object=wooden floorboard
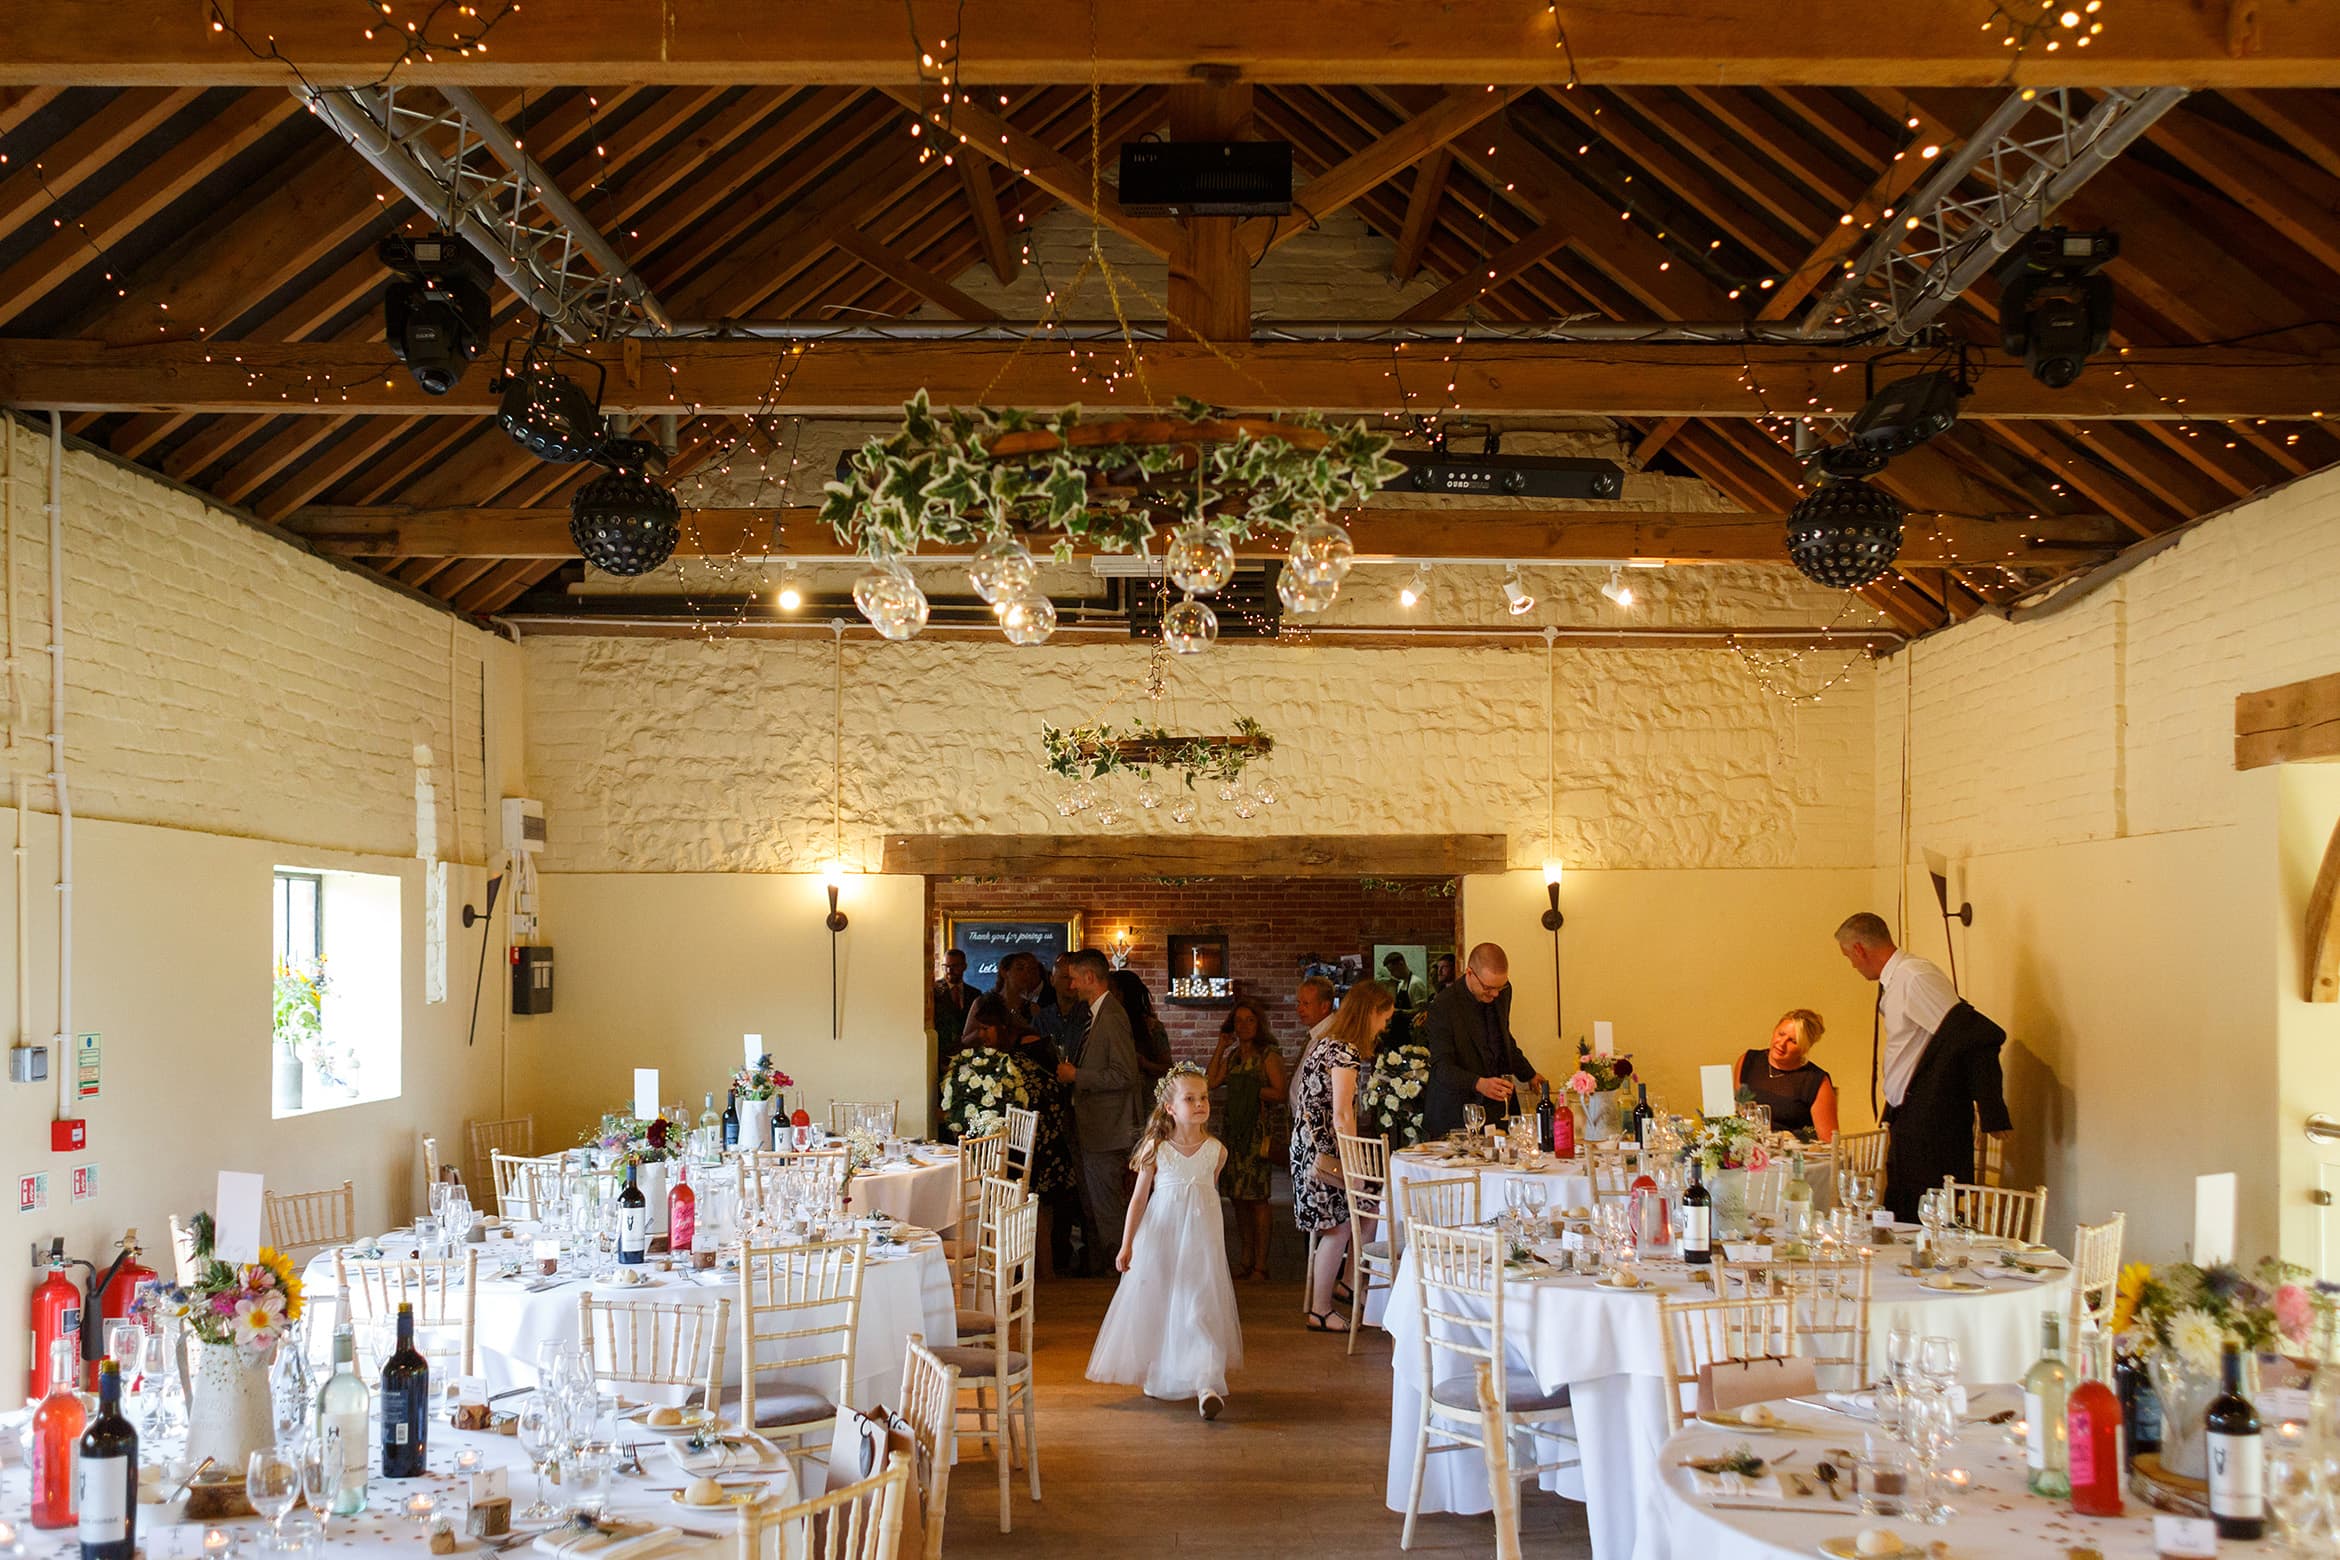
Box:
[937,1260,1594,1557]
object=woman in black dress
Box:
[1732,1008,1838,1140]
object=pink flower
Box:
[1746,1145,1770,1172]
[2275,1283,2314,1345]
[1567,1071,1598,1096]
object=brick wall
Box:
[930,874,1460,1064]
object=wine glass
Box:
[2268,1444,2323,1555]
[1920,1335,1960,1391]
[105,1321,144,1386]
[299,1425,349,1528]
[247,1446,303,1539]
[515,1394,562,1519]
[137,1326,183,1438]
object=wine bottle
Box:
[1631,1083,1652,1146]
[2115,1336,2161,1457]
[75,1359,134,1560]
[618,1161,650,1265]
[32,1337,85,1530]
[1535,1082,1557,1154]
[721,1089,739,1151]
[1680,1159,1712,1265]
[315,1320,371,1515]
[2066,1318,2124,1516]
[669,1163,697,1253]
[2207,1341,2265,1539]
[1782,1147,1815,1240]
[379,1302,430,1479]
[2023,1312,2071,1497]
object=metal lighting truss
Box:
[1801,84,2190,345]
[296,81,671,341]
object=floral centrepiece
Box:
[733,1054,795,1102]
[1689,1113,1771,1174]
[1363,1040,1432,1148]
[584,1111,675,1167]
[167,1211,303,1359]
[838,1128,885,1188]
[2116,1258,2313,1372]
[1565,1039,1634,1098]
[940,1047,1034,1141]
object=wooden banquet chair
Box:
[829,1101,899,1136]
[167,1214,200,1284]
[1784,1249,1873,1392]
[2069,1212,2126,1371]
[1943,1176,2047,1245]
[1474,1362,1527,1560]
[490,1150,555,1220]
[737,1146,850,1212]
[1584,1150,1636,1207]
[421,1135,453,1192]
[1402,1172,1480,1233]
[739,1450,910,1560]
[1335,1130,1395,1353]
[1399,1223,1577,1550]
[931,1194,1041,1533]
[955,1175,1025,1341]
[263,1179,355,1262]
[735,1234,869,1469]
[1654,1291,1798,1433]
[467,1114,535,1187]
[1833,1128,1888,1203]
[1001,1106,1038,1189]
[1974,1110,2006,1187]
[948,1128,1007,1285]
[898,1334,961,1560]
[334,1248,479,1376]
[578,1294,729,1416]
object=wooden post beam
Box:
[881,832,1510,877]
[1167,78,1255,342]
[2238,670,2340,771]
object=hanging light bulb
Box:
[1165,524,1236,595]
[853,561,930,641]
[1502,565,1537,616]
[1398,563,1431,608]
[774,566,803,612]
[967,534,1037,604]
[1600,565,1635,609]
[1161,594,1219,654]
[1286,515,1355,586]
[999,592,1058,645]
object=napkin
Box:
[668,1431,784,1477]
[1687,1469,1785,1501]
[533,1523,708,1560]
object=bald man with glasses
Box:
[1421,942,1547,1138]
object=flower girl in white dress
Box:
[1085,1063,1245,1419]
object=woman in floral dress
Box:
[1289,979,1393,1333]
[1206,997,1288,1280]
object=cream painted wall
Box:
[513,872,931,1139]
[2276,765,2340,1277]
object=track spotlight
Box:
[775,567,803,612]
[569,438,680,577]
[1998,227,2118,388]
[1787,477,1905,589]
[493,338,606,463]
[1398,563,1431,608]
[1600,565,1636,608]
[1847,368,1965,459]
[380,234,489,395]
[1502,565,1536,616]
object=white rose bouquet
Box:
[939,1046,1034,1142]
[1363,1040,1432,1147]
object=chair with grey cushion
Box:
[733,1235,868,1474]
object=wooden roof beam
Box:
[828,227,1003,321]
[0,86,200,249]
[1390,148,1450,285]
[2143,105,2340,278]
[1241,86,1511,257]
[1540,89,1802,272]
[957,157,1018,286]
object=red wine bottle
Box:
[2207,1342,2264,1540]
[1681,1160,1712,1265]
[379,1302,430,1479]
[76,1359,135,1560]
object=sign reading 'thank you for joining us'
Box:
[943,916,1083,989]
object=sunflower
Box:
[254,1246,304,1322]
[2111,1261,2151,1336]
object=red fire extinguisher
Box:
[97,1229,158,1327]
[27,1238,81,1403]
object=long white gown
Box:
[1085,1135,1245,1400]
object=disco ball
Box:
[967,534,1037,604]
[1165,524,1236,595]
[1787,478,1905,589]
[999,592,1057,646]
[1277,567,1338,615]
[852,562,931,641]
[1285,515,1355,586]
[569,443,680,577]
[1161,594,1219,655]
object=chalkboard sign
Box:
[943,915,1085,992]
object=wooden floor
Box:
[938,1271,1593,1558]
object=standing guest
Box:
[1058,949,1145,1269]
[1206,998,1289,1281]
[934,948,978,1061]
[1290,980,1393,1333]
[980,989,1079,1274]
[1037,953,1089,1056]
[1833,913,2011,1222]
[993,951,1046,1032]
[1292,975,1338,1075]
[1383,951,1429,1008]
[1111,968,1175,1085]
[1036,951,1092,1272]
[1420,943,1547,1138]
[1731,1009,1839,1141]
[1429,952,1458,995]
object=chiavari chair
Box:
[735,1235,868,1469]
[737,1451,909,1560]
[1335,1130,1394,1354]
[1653,1291,1798,1433]
[897,1334,960,1560]
[335,1248,478,1375]
[1943,1176,2047,1245]
[828,1101,899,1136]
[931,1195,1041,1532]
[577,1294,728,1415]
[263,1179,355,1262]
[467,1115,535,1188]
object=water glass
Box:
[1463,1104,1487,1133]
[246,1447,302,1533]
[515,1395,562,1519]
[2269,1444,2323,1554]
[567,1444,614,1521]
[1860,1431,1916,1517]
[137,1327,183,1437]
[1920,1335,1959,1390]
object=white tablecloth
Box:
[844,1154,960,1234]
[1639,1383,2171,1560]
[1381,1244,2071,1560]
[1386,1147,1598,1247]
[304,1232,956,1411]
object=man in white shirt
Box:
[1292,975,1337,1075]
[1835,912,2012,1221]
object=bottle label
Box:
[1682,1207,1710,1252]
[620,1206,650,1255]
[2025,1391,2049,1468]
[2068,1403,2097,1485]
[77,1455,128,1541]
[389,1418,411,1446]
[2209,1431,2264,1519]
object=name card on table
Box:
[1699,1064,1735,1118]
[633,1067,661,1123]
[2154,1516,2218,1558]
[469,1467,508,1503]
[214,1171,265,1263]
[454,1375,487,1407]
[1591,1021,1615,1057]
[1721,1242,1770,1263]
[2194,1172,2237,1266]
[743,1032,764,1068]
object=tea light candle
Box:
[2277,1419,2305,1443]
[454,1448,484,1473]
[1941,1467,1971,1490]
[202,1528,234,1557]
[404,1492,439,1521]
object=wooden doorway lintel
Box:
[882,833,1509,878]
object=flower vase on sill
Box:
[271,1045,303,1114]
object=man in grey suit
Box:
[1055,947,1144,1269]
[1421,942,1548,1138]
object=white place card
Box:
[1872,1209,1897,1231]
[743,1033,764,1068]
[2262,1386,2312,1425]
[633,1067,661,1123]
[1699,1064,1735,1118]
[1591,1021,1615,1057]
[455,1374,487,1407]
[214,1171,265,1263]
[469,1467,508,1503]
[2194,1172,2237,1266]
[532,1237,560,1263]
[2154,1515,2217,1558]
[1721,1241,1770,1263]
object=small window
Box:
[272,866,403,1119]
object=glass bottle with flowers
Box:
[1565,1040,1635,1142]
[585,1111,679,1239]
[731,1056,795,1153]
[163,1211,304,1470]
[2115,1257,2315,1480]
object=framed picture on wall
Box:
[943,914,1085,992]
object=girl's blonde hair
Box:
[1130,1061,1209,1170]
[1325,978,1395,1064]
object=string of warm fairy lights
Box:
[1982,0,2110,57]
[206,0,522,94]
[1725,595,1877,706]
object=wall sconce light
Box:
[1540,858,1565,1038]
[822,861,850,933]
[1110,927,1132,969]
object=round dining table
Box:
[1380,1241,2072,1560]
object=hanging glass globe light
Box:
[1136,781,1162,810]
[1277,568,1338,615]
[1217,781,1240,803]
[1252,778,1278,807]
[1233,799,1257,819]
[999,592,1058,646]
[967,534,1037,604]
[1165,524,1236,595]
[1161,594,1219,655]
[1055,793,1079,818]
[1068,779,1098,813]
[852,562,930,641]
[1170,800,1196,825]
[1095,802,1123,826]
[1285,515,1355,586]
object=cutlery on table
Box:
[1813,1460,1845,1502]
